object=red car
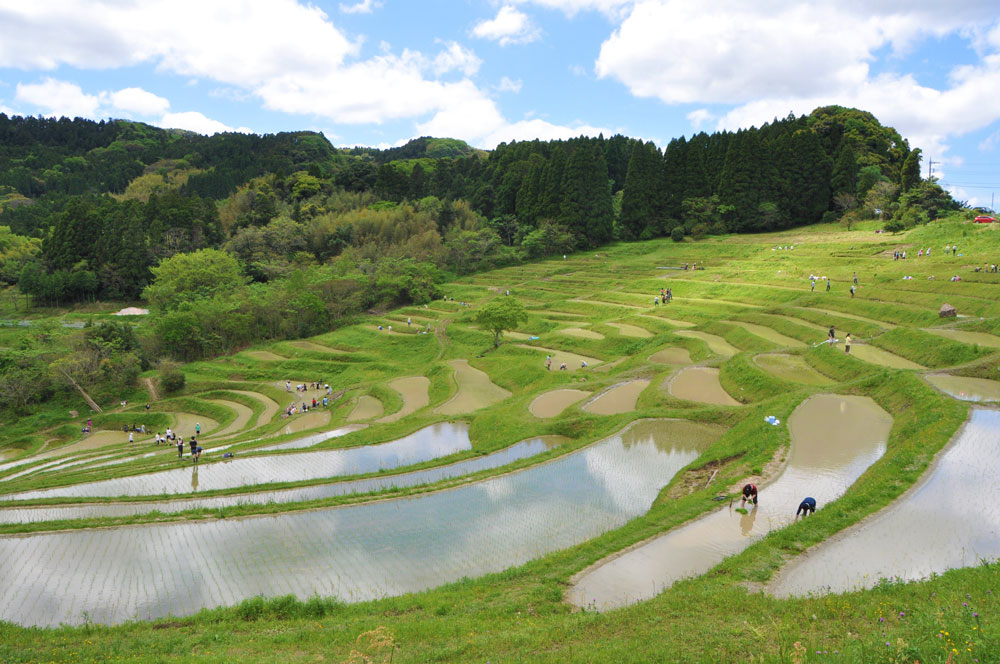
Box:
[975,215,996,223]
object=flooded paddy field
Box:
[771,408,1000,598]
[567,395,891,610]
[669,367,741,406]
[347,395,384,421]
[925,374,1000,402]
[0,422,475,500]
[726,321,805,347]
[529,389,590,418]
[673,330,739,357]
[0,435,569,525]
[606,322,653,338]
[648,348,693,365]
[754,354,834,385]
[0,419,724,626]
[435,359,511,415]
[582,380,650,415]
[377,376,430,423]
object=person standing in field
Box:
[828,326,836,344]
[853,272,858,285]
[850,284,856,298]
[177,437,184,458]
[545,355,552,370]
[811,278,816,292]
[845,333,852,354]
[826,278,831,292]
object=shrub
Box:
[158,360,186,394]
[670,226,685,242]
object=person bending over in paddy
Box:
[741,483,758,508]
[795,497,817,520]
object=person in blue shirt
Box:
[796,497,817,520]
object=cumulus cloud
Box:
[15,78,100,117]
[472,6,541,46]
[686,108,714,130]
[511,0,634,18]
[158,111,252,135]
[432,42,482,77]
[108,87,170,115]
[339,0,381,14]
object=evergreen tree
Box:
[900,148,921,192]
[559,143,613,246]
[717,130,762,232]
[830,143,859,196]
[620,141,662,239]
[44,197,101,271]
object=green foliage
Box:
[475,296,528,347]
[158,360,186,393]
[143,248,246,310]
[671,226,685,242]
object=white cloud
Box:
[481,118,611,148]
[339,0,381,14]
[686,108,713,130]
[472,6,541,46]
[108,87,169,116]
[158,111,252,135]
[432,42,482,77]
[497,76,523,93]
[15,78,100,117]
[512,0,634,19]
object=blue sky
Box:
[1,0,999,207]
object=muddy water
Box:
[771,408,1000,598]
[560,327,605,340]
[924,328,1000,349]
[0,422,474,500]
[848,343,924,370]
[727,322,805,348]
[347,395,384,421]
[669,367,741,406]
[435,359,511,415]
[673,330,739,357]
[204,400,253,439]
[231,390,279,428]
[515,345,603,371]
[256,424,366,451]
[567,395,891,610]
[607,322,653,338]
[649,348,693,366]
[278,409,330,435]
[530,389,590,418]
[583,380,651,415]
[0,419,724,626]
[0,436,571,525]
[377,376,430,423]
[925,375,1000,402]
[754,354,833,386]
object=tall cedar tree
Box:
[900,148,922,192]
[559,142,614,246]
[620,141,663,239]
[717,130,762,232]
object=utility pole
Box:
[927,157,933,180]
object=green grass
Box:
[4,216,1000,662]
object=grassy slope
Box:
[2,215,1000,663]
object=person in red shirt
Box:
[741,483,758,508]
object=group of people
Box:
[740,483,817,521]
[654,288,673,306]
[286,380,328,392]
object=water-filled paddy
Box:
[435,359,511,415]
[514,345,603,371]
[925,374,1000,402]
[377,376,430,423]
[669,367,741,406]
[204,400,253,439]
[347,395,384,421]
[0,435,569,525]
[277,409,330,435]
[923,328,1000,349]
[648,348,692,365]
[559,327,605,340]
[230,390,279,428]
[583,380,650,415]
[567,394,891,610]
[0,422,473,500]
[0,419,724,626]
[771,408,1000,598]
[754,354,833,385]
[529,389,590,418]
[848,343,924,369]
[607,322,653,338]
[673,330,738,357]
[727,321,805,347]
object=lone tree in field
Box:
[476,297,528,348]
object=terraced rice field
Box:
[4,218,1000,661]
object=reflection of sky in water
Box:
[0,423,472,500]
[568,395,891,610]
[774,408,1000,597]
[0,420,720,626]
[925,375,1000,403]
[0,437,562,524]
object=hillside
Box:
[1,218,999,662]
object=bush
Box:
[690,223,708,240]
[158,360,186,394]
[709,221,727,235]
[884,218,905,234]
[670,226,685,242]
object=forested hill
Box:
[0,106,955,307]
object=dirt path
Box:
[142,377,160,402]
[434,317,452,361]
